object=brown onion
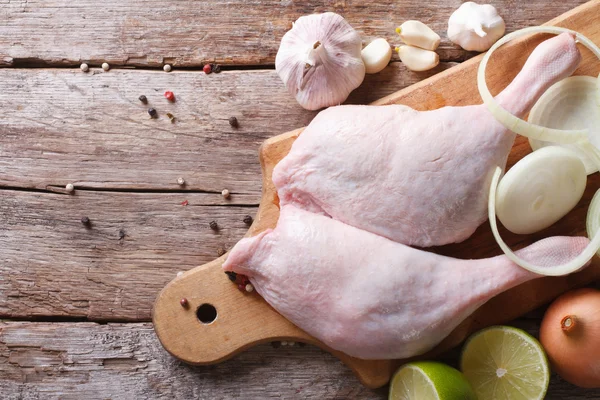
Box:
[539,288,600,388]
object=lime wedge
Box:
[389,361,476,400]
[460,326,550,400]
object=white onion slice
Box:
[586,189,600,256]
[477,26,600,146]
[529,76,600,174]
[496,146,587,234]
[482,26,600,276]
[489,166,600,276]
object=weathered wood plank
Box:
[0,0,588,67]
[0,189,256,321]
[1,320,599,399]
[0,64,453,193]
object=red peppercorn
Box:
[237,283,245,291]
[203,64,212,74]
[164,91,175,101]
[180,298,189,308]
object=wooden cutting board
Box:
[153,0,600,389]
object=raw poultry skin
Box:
[223,205,590,359]
[273,33,582,247]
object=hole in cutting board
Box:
[196,303,217,324]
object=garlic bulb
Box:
[275,12,365,110]
[447,2,506,52]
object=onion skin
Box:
[539,288,600,388]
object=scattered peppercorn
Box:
[148,108,158,118]
[177,177,185,186]
[221,189,230,199]
[65,183,75,193]
[163,64,172,73]
[81,216,91,227]
[271,341,282,348]
[80,63,89,72]
[209,220,218,230]
[166,112,175,123]
[217,247,226,257]
[181,200,189,206]
[102,62,110,71]
[228,116,239,128]
[212,64,221,73]
[243,215,253,225]
[237,283,245,291]
[245,283,254,293]
[119,229,126,240]
[203,64,212,74]
[225,271,237,282]
[164,91,175,102]
[139,95,148,104]
[180,298,189,308]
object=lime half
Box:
[389,361,476,400]
[460,326,550,400]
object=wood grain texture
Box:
[154,0,600,389]
[1,321,599,400]
[0,64,452,193]
[0,0,588,67]
[0,190,257,321]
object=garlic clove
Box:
[447,2,506,52]
[275,12,366,110]
[396,45,439,72]
[361,38,392,74]
[396,20,441,51]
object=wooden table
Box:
[1,1,599,398]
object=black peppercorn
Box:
[81,216,91,227]
[148,108,157,118]
[119,229,126,239]
[243,215,253,225]
[212,64,221,73]
[228,116,238,128]
[209,221,218,231]
[139,95,148,104]
[225,271,237,282]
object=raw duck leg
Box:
[223,205,589,360]
[273,33,582,247]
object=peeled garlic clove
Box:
[397,45,439,72]
[361,38,392,74]
[275,12,366,111]
[447,2,505,52]
[396,21,441,51]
